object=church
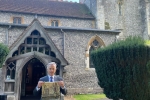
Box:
[0,0,149,100]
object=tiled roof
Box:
[0,0,94,19]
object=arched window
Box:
[86,35,105,69]
[118,2,122,15]
[6,61,16,80]
[12,30,55,57]
[89,40,101,68]
[118,0,123,15]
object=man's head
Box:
[47,62,57,76]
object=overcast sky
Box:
[67,0,79,3]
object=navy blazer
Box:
[33,75,67,97]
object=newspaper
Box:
[42,82,60,100]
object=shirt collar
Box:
[48,75,55,78]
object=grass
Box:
[73,94,106,100]
[145,40,150,46]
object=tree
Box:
[91,37,150,100]
[0,43,9,68]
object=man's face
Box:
[47,64,56,76]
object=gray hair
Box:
[47,62,57,69]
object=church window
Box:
[13,17,22,24]
[39,38,46,45]
[12,50,18,57]
[33,38,38,44]
[27,38,32,44]
[33,47,37,51]
[11,30,56,59]
[39,47,44,53]
[20,46,25,54]
[119,3,122,15]
[89,39,101,68]
[86,35,105,70]
[51,20,59,27]
[12,30,55,57]
[6,61,16,80]
[50,51,56,57]
[45,47,50,55]
[118,0,123,15]
[26,47,31,53]
[31,30,40,36]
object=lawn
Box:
[73,94,106,100]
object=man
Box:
[33,62,67,99]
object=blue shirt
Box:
[48,75,54,82]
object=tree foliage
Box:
[0,43,9,68]
[91,37,150,100]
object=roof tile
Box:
[0,0,94,19]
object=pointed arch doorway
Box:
[21,58,46,98]
[20,57,60,100]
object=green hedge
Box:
[0,43,9,68]
[91,37,150,100]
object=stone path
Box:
[64,95,75,100]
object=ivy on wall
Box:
[105,22,111,30]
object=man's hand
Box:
[37,81,44,88]
[58,81,65,88]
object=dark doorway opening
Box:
[21,58,46,100]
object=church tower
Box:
[81,0,150,40]
[81,0,105,30]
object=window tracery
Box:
[12,30,56,57]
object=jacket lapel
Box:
[54,76,57,82]
[46,75,49,82]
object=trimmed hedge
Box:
[0,43,9,68]
[91,37,150,100]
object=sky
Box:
[67,0,79,3]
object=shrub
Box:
[0,43,9,68]
[91,37,150,100]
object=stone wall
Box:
[103,0,120,30]
[84,0,105,29]
[0,67,6,95]
[103,0,149,39]
[0,26,7,44]
[62,31,116,94]
[46,29,64,54]
[0,12,95,29]
[8,27,26,46]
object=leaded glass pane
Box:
[6,62,16,80]
[50,51,56,57]
[11,70,15,79]
[45,47,50,55]
[7,70,10,76]
[39,38,46,45]
[13,18,17,24]
[92,40,100,47]
[39,47,44,53]
[33,38,38,44]
[51,21,55,27]
[27,38,32,44]
[31,30,40,36]
[26,47,31,53]
[33,47,37,51]
[89,46,95,68]
[12,50,18,57]
[55,21,58,27]
[20,46,25,54]
[13,17,21,24]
